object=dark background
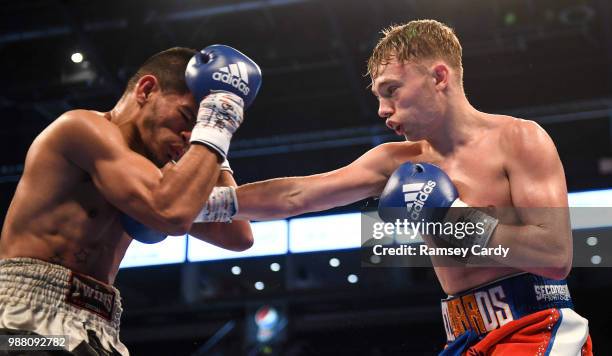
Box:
[0,0,611,355]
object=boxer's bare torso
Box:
[0,111,132,284]
[0,77,254,285]
[381,113,521,294]
[0,104,251,285]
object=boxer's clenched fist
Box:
[185,44,262,159]
[190,92,244,159]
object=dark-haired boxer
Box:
[0,45,261,355]
[202,20,592,355]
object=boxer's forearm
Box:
[148,145,221,232]
[189,220,254,251]
[234,177,312,220]
[487,222,572,279]
[234,170,381,220]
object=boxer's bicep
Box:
[505,121,569,231]
[90,153,162,212]
[296,144,393,211]
[56,111,162,212]
[506,121,568,208]
[498,121,572,275]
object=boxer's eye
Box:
[178,109,194,126]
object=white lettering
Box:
[373,245,382,255]
[475,291,498,332]
[72,278,114,313]
[408,181,436,220]
[441,302,455,341]
[212,72,250,95]
[372,245,416,256]
[489,286,513,326]
[470,245,509,258]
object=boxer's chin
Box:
[403,124,435,141]
[145,148,167,168]
[403,130,423,142]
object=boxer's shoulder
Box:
[363,141,423,176]
[495,116,553,154]
[23,110,131,178]
[41,110,127,159]
[376,141,424,158]
[52,110,121,139]
[490,116,560,177]
[34,110,119,147]
[485,114,542,137]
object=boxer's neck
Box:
[106,95,147,156]
[424,94,486,156]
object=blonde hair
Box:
[367,20,463,81]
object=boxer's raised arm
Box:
[489,120,572,279]
[55,110,220,235]
[234,143,402,220]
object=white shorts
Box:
[0,257,129,355]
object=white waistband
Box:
[0,257,128,355]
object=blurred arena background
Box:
[1,0,611,354]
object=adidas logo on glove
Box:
[212,62,251,96]
[403,180,436,220]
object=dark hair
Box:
[124,47,197,95]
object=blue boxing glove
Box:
[378,162,498,251]
[185,45,262,159]
[185,45,262,108]
[120,213,167,244]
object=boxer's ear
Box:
[135,75,159,105]
[432,63,449,90]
